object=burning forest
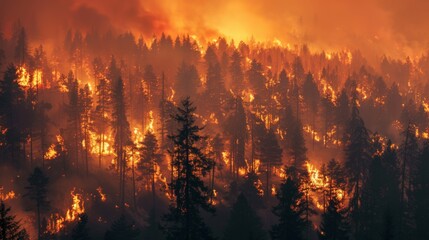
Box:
[1,0,429,239]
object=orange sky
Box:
[1,0,428,58]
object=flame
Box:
[305,161,325,188]
[222,151,229,166]
[17,66,30,87]
[33,69,43,87]
[88,131,114,156]
[44,144,58,160]
[16,66,43,88]
[146,110,155,133]
[422,100,429,113]
[209,113,219,125]
[56,135,66,152]
[0,187,16,201]
[415,127,429,139]
[271,184,277,196]
[241,89,255,103]
[305,161,345,210]
[303,125,321,142]
[356,86,368,100]
[168,87,175,102]
[46,188,85,234]
[320,78,337,103]
[97,187,107,202]
[238,167,246,176]
[325,52,333,60]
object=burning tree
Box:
[79,84,93,175]
[65,71,81,171]
[138,130,162,208]
[259,128,282,197]
[111,77,131,210]
[162,97,215,240]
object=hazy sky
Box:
[1,0,428,58]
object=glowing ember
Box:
[271,184,277,196]
[0,187,16,201]
[44,144,58,160]
[97,187,107,202]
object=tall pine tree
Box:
[162,97,215,240]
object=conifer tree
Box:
[14,27,29,66]
[79,84,93,175]
[175,63,199,99]
[105,215,140,240]
[302,72,320,148]
[413,141,429,240]
[289,117,308,174]
[259,129,282,197]
[65,71,80,170]
[271,176,308,240]
[343,89,371,238]
[139,130,162,208]
[0,65,27,167]
[223,193,267,240]
[94,78,111,169]
[229,50,244,93]
[162,97,215,240]
[239,171,265,209]
[247,59,266,94]
[111,77,131,210]
[224,97,246,177]
[25,167,49,240]
[0,201,29,240]
[319,197,348,240]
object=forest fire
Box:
[46,189,85,234]
[1,1,429,239]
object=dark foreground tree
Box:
[223,193,267,240]
[413,141,429,240]
[25,167,49,240]
[0,201,29,240]
[343,91,370,238]
[111,77,131,210]
[142,208,164,240]
[162,97,215,240]
[271,176,308,240]
[72,214,90,240]
[105,215,140,240]
[319,197,348,240]
[0,64,27,167]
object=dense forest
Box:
[1,14,429,240]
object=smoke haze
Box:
[1,0,429,58]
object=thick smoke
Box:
[1,0,428,58]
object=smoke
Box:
[1,0,428,58]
